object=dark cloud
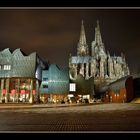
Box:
[0,9,140,73]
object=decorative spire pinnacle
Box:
[97,19,100,29]
[79,20,87,45]
[121,52,126,62]
[95,20,103,45]
[77,20,89,56]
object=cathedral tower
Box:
[91,20,106,59]
[69,20,130,83]
[77,20,89,56]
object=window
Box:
[0,65,1,70]
[43,85,48,88]
[4,65,11,70]
[43,78,48,81]
[69,83,76,92]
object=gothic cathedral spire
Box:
[95,20,103,45]
[92,20,106,58]
[77,20,89,56]
[79,20,87,45]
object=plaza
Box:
[0,103,140,132]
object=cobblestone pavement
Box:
[0,103,140,132]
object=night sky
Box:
[0,9,140,74]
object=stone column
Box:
[80,64,84,77]
[29,79,33,103]
[5,78,10,103]
[0,79,4,103]
[13,79,16,103]
[109,61,114,79]
[108,57,115,79]
[75,64,77,78]
[17,79,20,103]
[86,62,89,79]
[91,60,96,77]
[100,59,104,78]
[36,80,39,103]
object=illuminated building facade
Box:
[0,48,46,103]
[0,20,133,104]
[69,20,130,93]
[101,76,134,103]
[39,64,69,103]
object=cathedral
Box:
[69,20,130,89]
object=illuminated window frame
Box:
[69,83,76,92]
[4,65,11,70]
[43,78,48,81]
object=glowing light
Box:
[69,83,76,91]
[32,90,36,95]
[2,89,7,94]
[68,94,74,97]
[49,80,68,83]
[11,89,16,94]
[20,90,25,94]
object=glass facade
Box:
[0,48,46,103]
[0,48,46,79]
[40,64,69,94]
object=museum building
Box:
[39,64,69,103]
[0,48,46,103]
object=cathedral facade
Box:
[69,20,130,89]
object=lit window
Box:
[43,78,48,81]
[69,83,76,92]
[4,65,11,70]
